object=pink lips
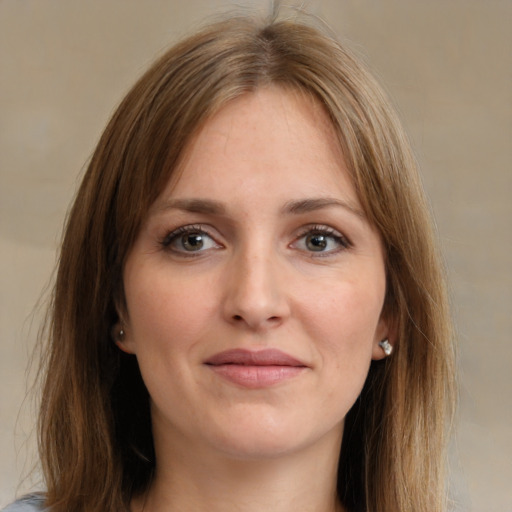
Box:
[204,349,308,388]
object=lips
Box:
[205,348,306,367]
[204,349,308,388]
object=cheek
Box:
[297,274,385,395]
[123,272,213,403]
[124,270,217,354]
[303,278,384,343]
[308,281,384,410]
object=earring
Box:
[379,339,393,356]
[112,325,125,342]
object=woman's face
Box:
[121,87,389,461]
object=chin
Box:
[204,410,343,461]
[214,435,309,461]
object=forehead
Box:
[154,86,358,210]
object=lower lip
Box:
[206,364,306,388]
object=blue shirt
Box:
[1,495,46,512]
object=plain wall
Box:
[1,1,511,510]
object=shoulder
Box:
[1,494,47,512]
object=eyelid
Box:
[158,222,350,257]
[160,224,204,245]
[159,224,223,254]
[291,224,352,253]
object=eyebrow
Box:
[154,198,226,215]
[281,198,365,218]
[154,196,365,218]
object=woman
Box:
[4,9,455,512]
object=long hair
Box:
[38,11,455,512]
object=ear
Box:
[111,322,137,355]
[112,291,137,354]
[371,312,397,360]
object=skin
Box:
[119,87,391,512]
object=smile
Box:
[204,349,308,389]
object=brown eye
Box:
[181,233,205,251]
[305,233,328,251]
[161,225,220,254]
[292,226,350,255]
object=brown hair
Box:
[38,11,455,512]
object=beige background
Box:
[1,1,511,510]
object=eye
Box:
[161,225,221,254]
[292,226,350,254]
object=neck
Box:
[134,426,345,512]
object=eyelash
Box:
[159,224,218,255]
[159,223,351,257]
[292,224,351,255]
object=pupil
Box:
[307,234,327,251]
[183,233,203,251]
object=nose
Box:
[222,247,290,331]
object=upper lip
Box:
[204,348,307,367]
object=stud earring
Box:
[112,325,125,342]
[379,339,393,356]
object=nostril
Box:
[232,314,281,324]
